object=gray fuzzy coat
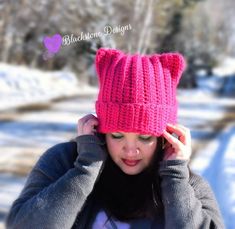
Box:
[6,135,225,229]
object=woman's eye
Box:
[111,134,123,139]
[139,136,152,141]
[110,133,152,141]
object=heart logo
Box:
[43,34,62,54]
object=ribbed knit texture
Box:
[95,48,186,136]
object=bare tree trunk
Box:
[129,0,154,54]
[1,2,12,62]
[138,0,154,54]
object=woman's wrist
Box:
[72,133,106,145]
[158,159,190,180]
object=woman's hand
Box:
[162,123,192,161]
[77,114,99,136]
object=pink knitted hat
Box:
[95,48,186,137]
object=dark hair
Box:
[93,135,165,222]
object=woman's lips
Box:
[122,159,141,167]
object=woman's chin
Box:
[119,164,144,175]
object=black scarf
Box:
[93,155,156,221]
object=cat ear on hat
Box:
[160,53,186,85]
[95,48,108,82]
[95,48,123,84]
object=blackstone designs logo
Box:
[42,24,132,60]
[63,24,132,46]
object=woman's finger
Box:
[83,118,99,132]
[162,124,192,161]
[162,141,171,150]
[162,130,184,149]
[166,124,190,145]
[174,124,191,146]
[80,114,97,124]
[77,114,99,135]
[166,124,185,137]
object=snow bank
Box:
[0,63,97,111]
[191,124,235,229]
[214,57,235,76]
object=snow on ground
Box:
[190,124,235,229]
[177,88,235,229]
[214,57,235,76]
[0,62,98,111]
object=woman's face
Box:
[105,132,158,175]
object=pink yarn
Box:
[95,48,186,137]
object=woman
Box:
[6,48,224,229]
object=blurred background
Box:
[0,0,235,228]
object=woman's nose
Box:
[124,145,140,157]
